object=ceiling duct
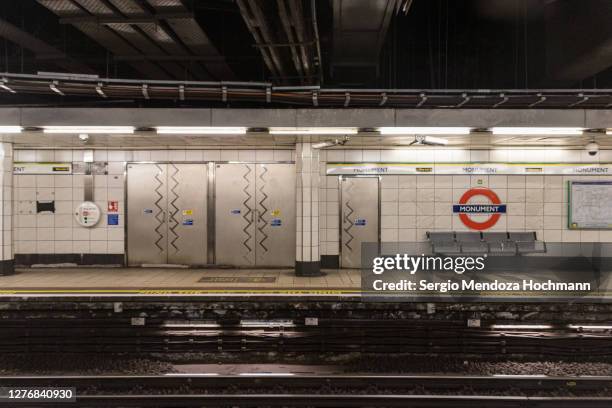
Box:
[144,0,236,80]
[38,0,235,80]
[331,0,404,85]
[237,0,319,85]
[0,17,94,74]
[105,0,212,80]
[37,0,171,79]
[1,72,610,109]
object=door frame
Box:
[124,160,294,267]
[338,175,382,268]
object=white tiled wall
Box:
[14,159,124,255]
[0,143,12,261]
[13,149,294,255]
[12,147,612,259]
[296,142,320,263]
[319,148,612,256]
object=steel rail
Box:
[2,373,612,389]
[1,375,612,407]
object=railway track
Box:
[2,320,612,356]
[1,374,611,407]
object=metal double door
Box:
[215,163,295,267]
[340,176,380,268]
[127,163,208,266]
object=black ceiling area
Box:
[0,0,611,107]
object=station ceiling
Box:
[0,1,611,108]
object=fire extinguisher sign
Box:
[108,201,119,212]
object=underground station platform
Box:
[0,267,361,297]
[5,1,612,404]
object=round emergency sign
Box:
[74,201,101,227]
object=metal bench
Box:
[426,231,546,256]
[427,231,460,254]
[509,231,546,254]
[483,232,516,255]
[455,231,488,254]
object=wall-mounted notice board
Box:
[569,181,612,229]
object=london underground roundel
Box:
[452,188,506,230]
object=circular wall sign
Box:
[456,188,504,230]
[74,201,101,228]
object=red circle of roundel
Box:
[458,188,502,231]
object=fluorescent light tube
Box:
[0,126,22,133]
[568,324,612,330]
[491,324,552,330]
[379,127,471,135]
[269,127,358,135]
[239,373,295,376]
[43,126,134,134]
[239,319,295,328]
[422,135,448,145]
[491,127,583,135]
[156,126,247,135]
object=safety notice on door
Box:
[108,201,119,212]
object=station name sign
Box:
[452,204,506,214]
[13,162,72,175]
[326,162,612,176]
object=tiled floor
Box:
[0,267,361,295]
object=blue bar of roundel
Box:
[453,204,506,213]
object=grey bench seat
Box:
[509,232,547,254]
[483,232,516,255]
[426,231,546,256]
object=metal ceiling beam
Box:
[0,17,95,74]
[73,0,190,80]
[58,12,194,24]
[277,0,304,80]
[37,0,172,79]
[113,54,226,62]
[236,0,287,82]
[276,0,314,84]
[331,0,402,83]
[106,0,212,80]
[144,0,237,80]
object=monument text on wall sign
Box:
[326,162,612,176]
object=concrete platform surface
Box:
[0,267,361,296]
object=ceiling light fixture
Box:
[568,324,612,330]
[43,126,134,134]
[378,127,471,135]
[410,135,448,146]
[0,126,22,133]
[156,126,247,135]
[312,136,351,149]
[491,127,583,135]
[491,324,552,330]
[269,127,358,135]
[0,82,15,94]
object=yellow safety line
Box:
[0,289,360,295]
[0,289,610,297]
